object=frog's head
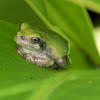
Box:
[14,22,46,51]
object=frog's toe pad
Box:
[17,49,23,56]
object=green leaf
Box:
[0,20,93,100]
[25,0,100,65]
[82,0,100,13]
[29,70,100,100]
[0,0,47,29]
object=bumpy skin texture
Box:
[16,44,64,69]
[15,23,70,69]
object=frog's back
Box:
[22,23,69,58]
[37,29,69,58]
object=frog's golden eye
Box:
[20,36,26,39]
[31,37,40,43]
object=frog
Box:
[14,22,70,69]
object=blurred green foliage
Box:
[0,0,47,29]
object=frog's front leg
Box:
[16,45,24,56]
[23,53,54,67]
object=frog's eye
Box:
[31,37,40,43]
[20,36,26,39]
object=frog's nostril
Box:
[21,36,26,39]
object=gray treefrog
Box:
[14,23,70,69]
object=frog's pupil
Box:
[34,38,37,41]
[31,37,40,43]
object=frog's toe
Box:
[17,49,24,56]
[49,63,59,70]
[23,53,34,63]
[25,56,32,62]
[16,45,24,56]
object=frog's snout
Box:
[14,35,17,42]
